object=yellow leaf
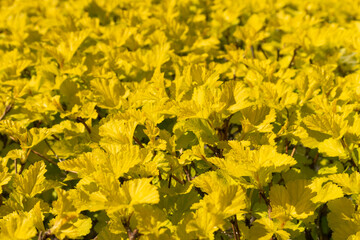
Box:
[191,170,237,194]
[121,178,159,206]
[0,211,37,240]
[50,215,92,240]
[249,217,290,240]
[186,208,223,240]
[14,161,47,198]
[0,166,11,194]
[270,179,316,221]
[104,144,142,178]
[99,118,138,145]
[307,178,343,203]
[317,138,348,159]
[328,197,360,240]
[91,77,128,109]
[212,141,296,189]
[329,172,360,195]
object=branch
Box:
[121,214,141,240]
[258,44,268,59]
[183,165,192,182]
[133,136,144,148]
[230,215,241,240]
[76,117,91,134]
[276,48,280,61]
[38,230,54,240]
[250,45,256,59]
[45,140,62,161]
[290,145,297,157]
[171,174,185,185]
[14,158,17,174]
[288,47,300,68]
[31,149,57,165]
[200,155,218,170]
[259,190,272,219]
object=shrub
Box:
[0,0,360,239]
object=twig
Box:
[51,134,60,141]
[341,138,360,172]
[14,158,17,174]
[285,139,289,154]
[38,230,53,240]
[76,117,91,134]
[133,136,144,148]
[158,170,162,180]
[171,174,185,185]
[288,47,300,68]
[207,144,222,158]
[231,221,238,240]
[45,140,61,161]
[183,165,192,182]
[258,45,268,59]
[291,145,297,157]
[316,204,327,240]
[250,45,256,59]
[259,190,272,219]
[31,149,57,165]
[230,215,241,240]
[200,155,218,170]
[19,163,26,174]
[0,103,13,120]
[121,214,141,240]
[168,174,172,188]
[276,48,280,61]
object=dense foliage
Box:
[1,0,360,239]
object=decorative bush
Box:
[1,0,360,239]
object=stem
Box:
[234,215,241,239]
[258,44,268,59]
[168,174,172,188]
[0,103,13,120]
[19,163,25,174]
[276,48,280,61]
[183,165,192,182]
[31,149,57,165]
[133,136,144,148]
[14,158,17,174]
[45,140,61,161]
[259,190,272,219]
[38,230,54,240]
[231,220,240,240]
[316,204,327,240]
[250,45,256,59]
[207,144,222,158]
[200,155,218,170]
[291,145,297,157]
[171,174,185,185]
[51,134,60,141]
[76,117,91,134]
[341,138,360,171]
[288,47,300,68]
[285,139,289,154]
[121,214,141,240]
